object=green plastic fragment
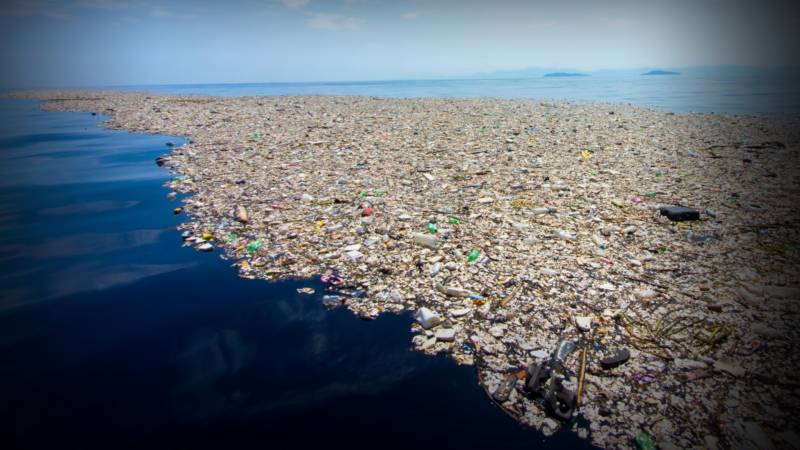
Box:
[645,192,657,198]
[374,187,389,196]
[448,217,459,225]
[467,249,479,262]
[655,170,663,177]
[427,223,438,234]
[227,233,238,242]
[246,240,262,254]
[358,191,367,198]
[635,432,656,450]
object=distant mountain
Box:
[465,67,573,79]
[544,72,588,77]
[642,70,680,75]
[459,65,797,81]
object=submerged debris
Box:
[15,90,800,450]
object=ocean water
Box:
[113,73,800,114]
[0,99,594,449]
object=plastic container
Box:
[413,307,441,329]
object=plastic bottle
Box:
[635,432,655,450]
[246,240,262,253]
[467,249,479,262]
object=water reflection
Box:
[38,200,140,216]
[0,229,168,261]
[168,287,424,424]
[0,262,196,312]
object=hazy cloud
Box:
[74,0,131,10]
[0,0,136,18]
[0,0,71,19]
[282,0,309,8]
[591,12,639,28]
[149,5,193,19]
[306,12,362,30]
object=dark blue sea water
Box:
[112,73,800,114]
[0,99,595,449]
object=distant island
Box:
[543,72,589,77]
[642,70,679,75]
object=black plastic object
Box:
[659,206,700,221]
[546,380,576,421]
[599,348,630,369]
[526,361,552,393]
[524,340,579,421]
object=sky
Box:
[1,0,799,87]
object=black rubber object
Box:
[599,348,631,369]
[659,206,700,221]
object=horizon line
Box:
[2,63,799,91]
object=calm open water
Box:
[113,73,800,114]
[0,98,594,449]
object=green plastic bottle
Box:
[635,432,655,450]
[448,217,459,225]
[427,223,438,234]
[246,240,262,254]
[468,249,479,262]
